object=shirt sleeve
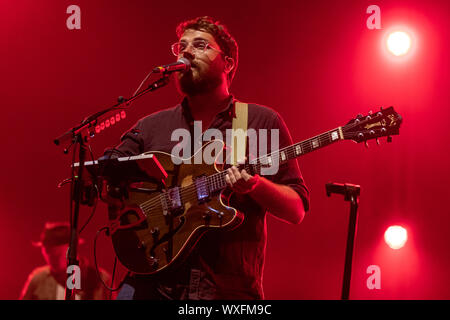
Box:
[266,112,310,212]
[102,119,146,159]
[19,272,36,300]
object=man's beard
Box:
[175,65,223,96]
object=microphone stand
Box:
[54,73,170,300]
[325,182,361,300]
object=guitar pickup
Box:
[195,175,210,203]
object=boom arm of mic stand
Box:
[53,74,171,147]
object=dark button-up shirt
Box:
[107,97,309,300]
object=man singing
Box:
[106,16,309,300]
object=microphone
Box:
[153,58,191,74]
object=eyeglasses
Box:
[171,39,223,56]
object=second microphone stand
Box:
[326,182,361,300]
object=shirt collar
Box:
[181,95,236,122]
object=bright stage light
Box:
[384,225,408,249]
[386,31,411,56]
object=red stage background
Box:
[1,0,449,299]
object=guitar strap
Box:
[231,101,248,166]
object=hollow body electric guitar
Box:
[107,107,402,274]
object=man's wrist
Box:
[239,174,261,194]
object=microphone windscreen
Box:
[178,57,191,71]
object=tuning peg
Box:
[357,132,364,141]
[364,141,369,148]
[387,136,392,143]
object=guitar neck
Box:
[208,127,345,193]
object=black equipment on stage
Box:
[326,182,361,300]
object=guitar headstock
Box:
[343,107,402,144]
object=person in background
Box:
[20,222,111,300]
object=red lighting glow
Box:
[386,31,411,56]
[384,226,408,249]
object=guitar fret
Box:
[295,144,302,155]
[210,175,217,193]
[302,140,311,154]
[331,130,339,141]
[311,138,320,149]
[218,173,224,189]
[209,171,226,194]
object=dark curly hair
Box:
[176,16,239,86]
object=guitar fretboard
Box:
[207,127,344,193]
